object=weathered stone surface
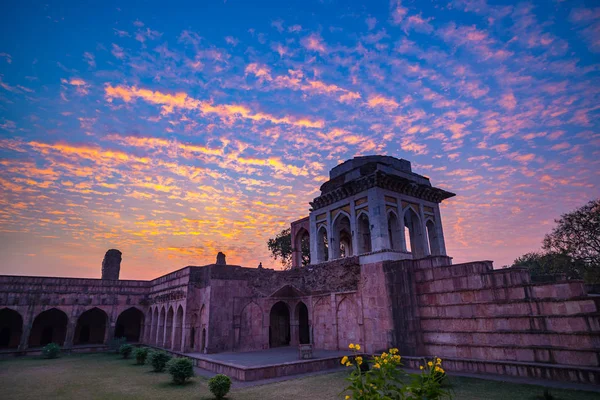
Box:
[101,249,122,280]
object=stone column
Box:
[368,188,389,252]
[309,211,318,263]
[64,318,76,349]
[327,211,335,261]
[435,204,448,256]
[18,307,34,351]
[350,198,358,256]
[419,203,431,256]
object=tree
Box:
[512,252,586,281]
[267,228,311,269]
[511,199,599,284]
[543,199,600,280]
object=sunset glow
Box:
[0,0,598,279]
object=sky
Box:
[0,0,598,280]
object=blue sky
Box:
[0,0,598,279]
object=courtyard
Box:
[0,353,598,400]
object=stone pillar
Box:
[368,188,389,252]
[64,318,76,349]
[18,308,33,351]
[309,212,318,263]
[435,204,448,256]
[350,199,358,256]
[419,203,431,256]
[327,211,334,261]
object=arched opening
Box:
[356,213,372,254]
[317,226,329,263]
[404,207,425,258]
[333,213,352,259]
[115,307,144,342]
[426,219,441,255]
[75,308,107,345]
[164,307,174,348]
[0,308,23,349]
[173,306,184,351]
[296,302,310,345]
[269,301,290,347]
[405,226,412,252]
[388,211,403,250]
[189,312,197,350]
[199,304,207,352]
[295,228,311,267]
[29,308,68,347]
[157,307,165,346]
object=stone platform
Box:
[185,347,350,381]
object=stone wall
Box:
[408,257,600,384]
[0,275,149,352]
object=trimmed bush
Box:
[108,337,127,353]
[208,374,231,400]
[42,343,60,359]
[148,350,171,372]
[166,357,194,384]
[134,347,149,365]
[119,344,133,359]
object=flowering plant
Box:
[341,344,452,400]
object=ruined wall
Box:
[0,275,149,351]
[411,258,600,384]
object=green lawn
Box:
[0,353,597,400]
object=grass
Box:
[0,352,597,400]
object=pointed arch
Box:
[29,308,68,347]
[115,307,144,342]
[165,306,174,348]
[356,211,372,254]
[336,296,360,350]
[75,307,108,345]
[332,211,352,259]
[269,301,290,347]
[404,206,426,258]
[239,301,263,351]
[199,304,207,352]
[173,305,184,351]
[0,308,23,349]
[317,225,329,263]
[295,227,311,267]
[157,306,166,346]
[295,301,310,345]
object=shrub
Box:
[148,350,171,372]
[166,357,194,384]
[208,374,232,399]
[42,343,60,359]
[342,344,453,400]
[108,337,127,353]
[119,344,133,359]
[134,347,149,365]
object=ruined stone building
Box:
[0,156,598,384]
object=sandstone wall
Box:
[409,257,600,384]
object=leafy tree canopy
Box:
[267,228,311,269]
[511,199,600,284]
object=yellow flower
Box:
[345,396,350,400]
[436,357,442,365]
[381,352,388,358]
[356,356,363,365]
[420,366,424,370]
[428,361,433,367]
[355,344,361,351]
[435,366,445,374]
[345,361,352,367]
[341,356,348,365]
[374,363,381,369]
[383,359,388,364]
[390,348,399,355]
[349,343,355,349]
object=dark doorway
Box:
[190,327,195,349]
[269,301,290,347]
[297,302,310,344]
[0,308,23,348]
[75,308,107,345]
[29,308,68,347]
[114,308,144,342]
[201,328,206,352]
